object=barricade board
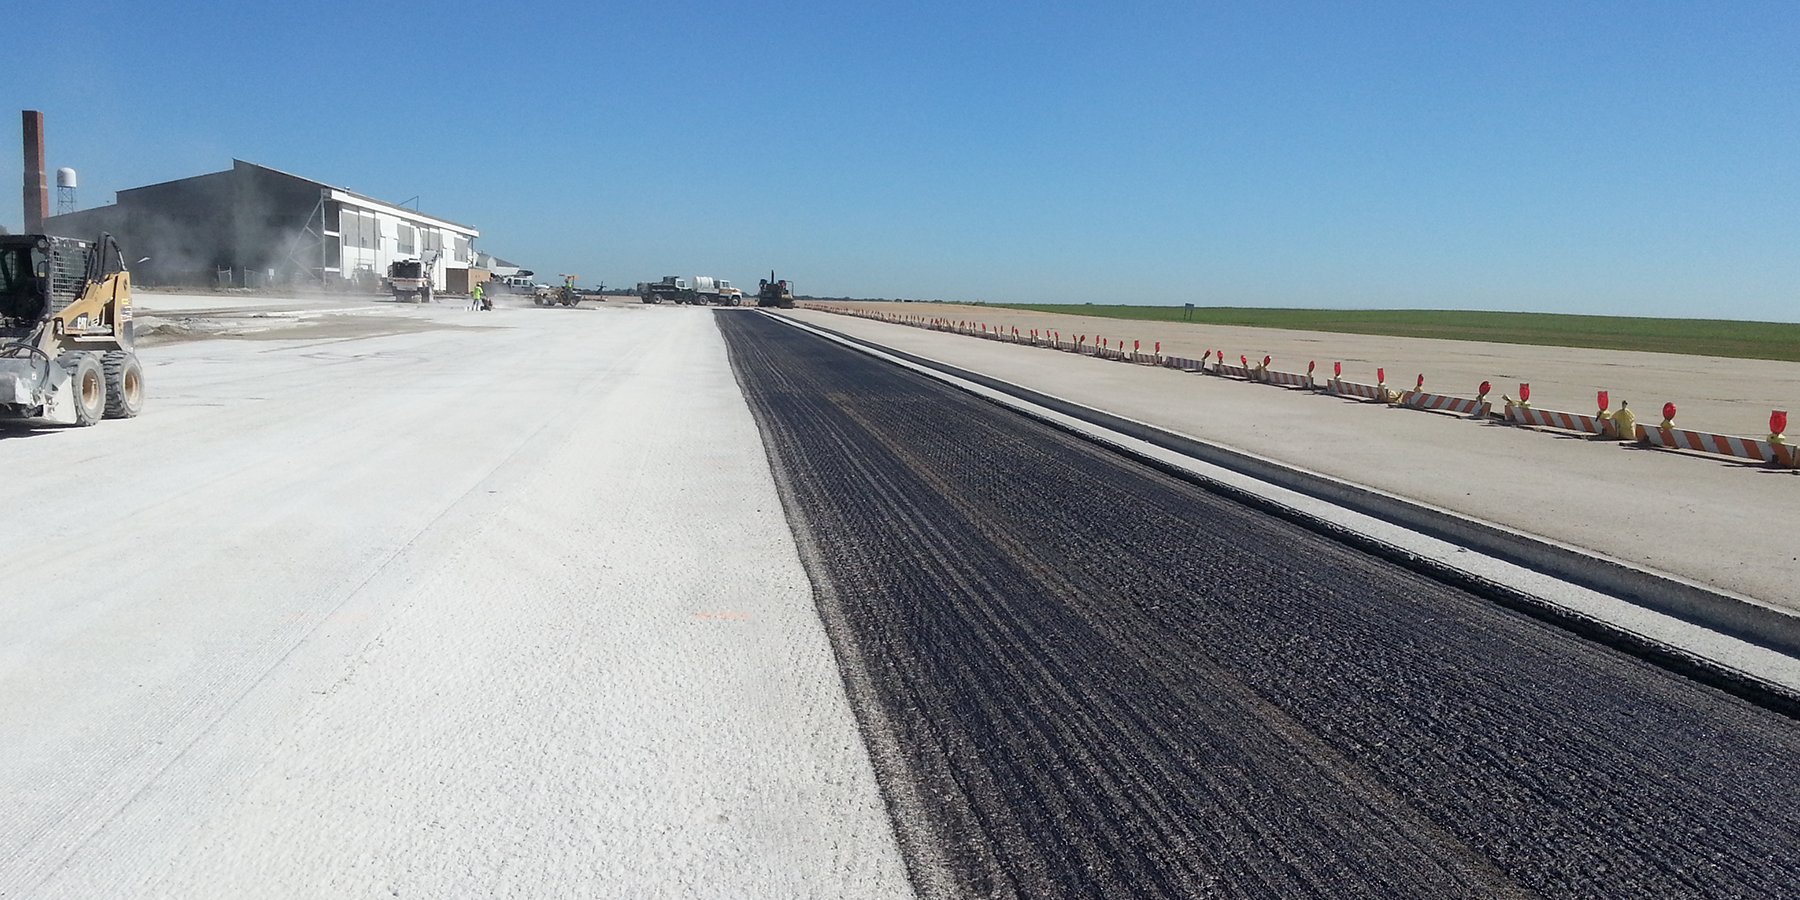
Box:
[1637,425,1799,467]
[1507,406,1613,436]
[1402,391,1492,418]
[1327,379,1389,402]
[1261,370,1315,389]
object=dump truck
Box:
[638,277,680,304]
[756,272,795,308]
[638,276,725,305]
[0,232,145,426]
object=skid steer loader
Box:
[0,232,145,426]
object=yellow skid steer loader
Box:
[0,232,144,426]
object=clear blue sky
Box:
[12,1,1797,319]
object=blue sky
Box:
[12,1,1798,319]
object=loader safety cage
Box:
[0,234,95,332]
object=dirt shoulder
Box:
[826,301,1800,437]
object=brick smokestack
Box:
[23,110,47,233]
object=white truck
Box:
[717,280,744,306]
[687,276,722,305]
[637,275,735,305]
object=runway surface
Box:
[0,301,910,899]
[721,310,1800,900]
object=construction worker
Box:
[470,282,486,311]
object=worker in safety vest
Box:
[470,282,486,311]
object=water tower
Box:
[56,168,76,215]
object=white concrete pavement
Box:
[0,298,912,898]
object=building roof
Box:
[117,159,477,232]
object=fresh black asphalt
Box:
[719,310,1800,900]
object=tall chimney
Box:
[23,110,47,233]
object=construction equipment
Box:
[718,280,744,306]
[756,271,795,308]
[687,276,722,305]
[536,274,580,307]
[638,277,680,304]
[0,232,145,426]
[386,252,437,303]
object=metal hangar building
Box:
[43,160,481,291]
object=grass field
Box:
[984,305,1800,362]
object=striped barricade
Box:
[1402,391,1492,418]
[1214,363,1255,380]
[1637,425,1800,467]
[1260,370,1315,390]
[1506,405,1616,437]
[1327,379,1390,403]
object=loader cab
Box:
[0,240,52,332]
[0,234,97,336]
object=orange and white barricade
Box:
[1506,405,1616,436]
[1638,426,1798,467]
[1402,391,1492,418]
[1260,369,1315,389]
[1638,407,1798,467]
[1503,388,1627,437]
[1327,379,1389,402]
[1323,364,1392,402]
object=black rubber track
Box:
[718,311,1800,900]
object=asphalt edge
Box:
[715,311,957,900]
[765,311,1800,716]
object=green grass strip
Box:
[981,305,1800,362]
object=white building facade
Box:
[329,189,479,292]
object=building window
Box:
[340,209,377,251]
[453,236,470,263]
[397,223,415,255]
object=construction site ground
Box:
[0,294,910,898]
[789,303,1800,612]
[6,290,1797,897]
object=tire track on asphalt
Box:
[719,311,1800,900]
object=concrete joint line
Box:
[763,311,1800,712]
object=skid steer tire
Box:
[58,352,107,427]
[103,350,145,419]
